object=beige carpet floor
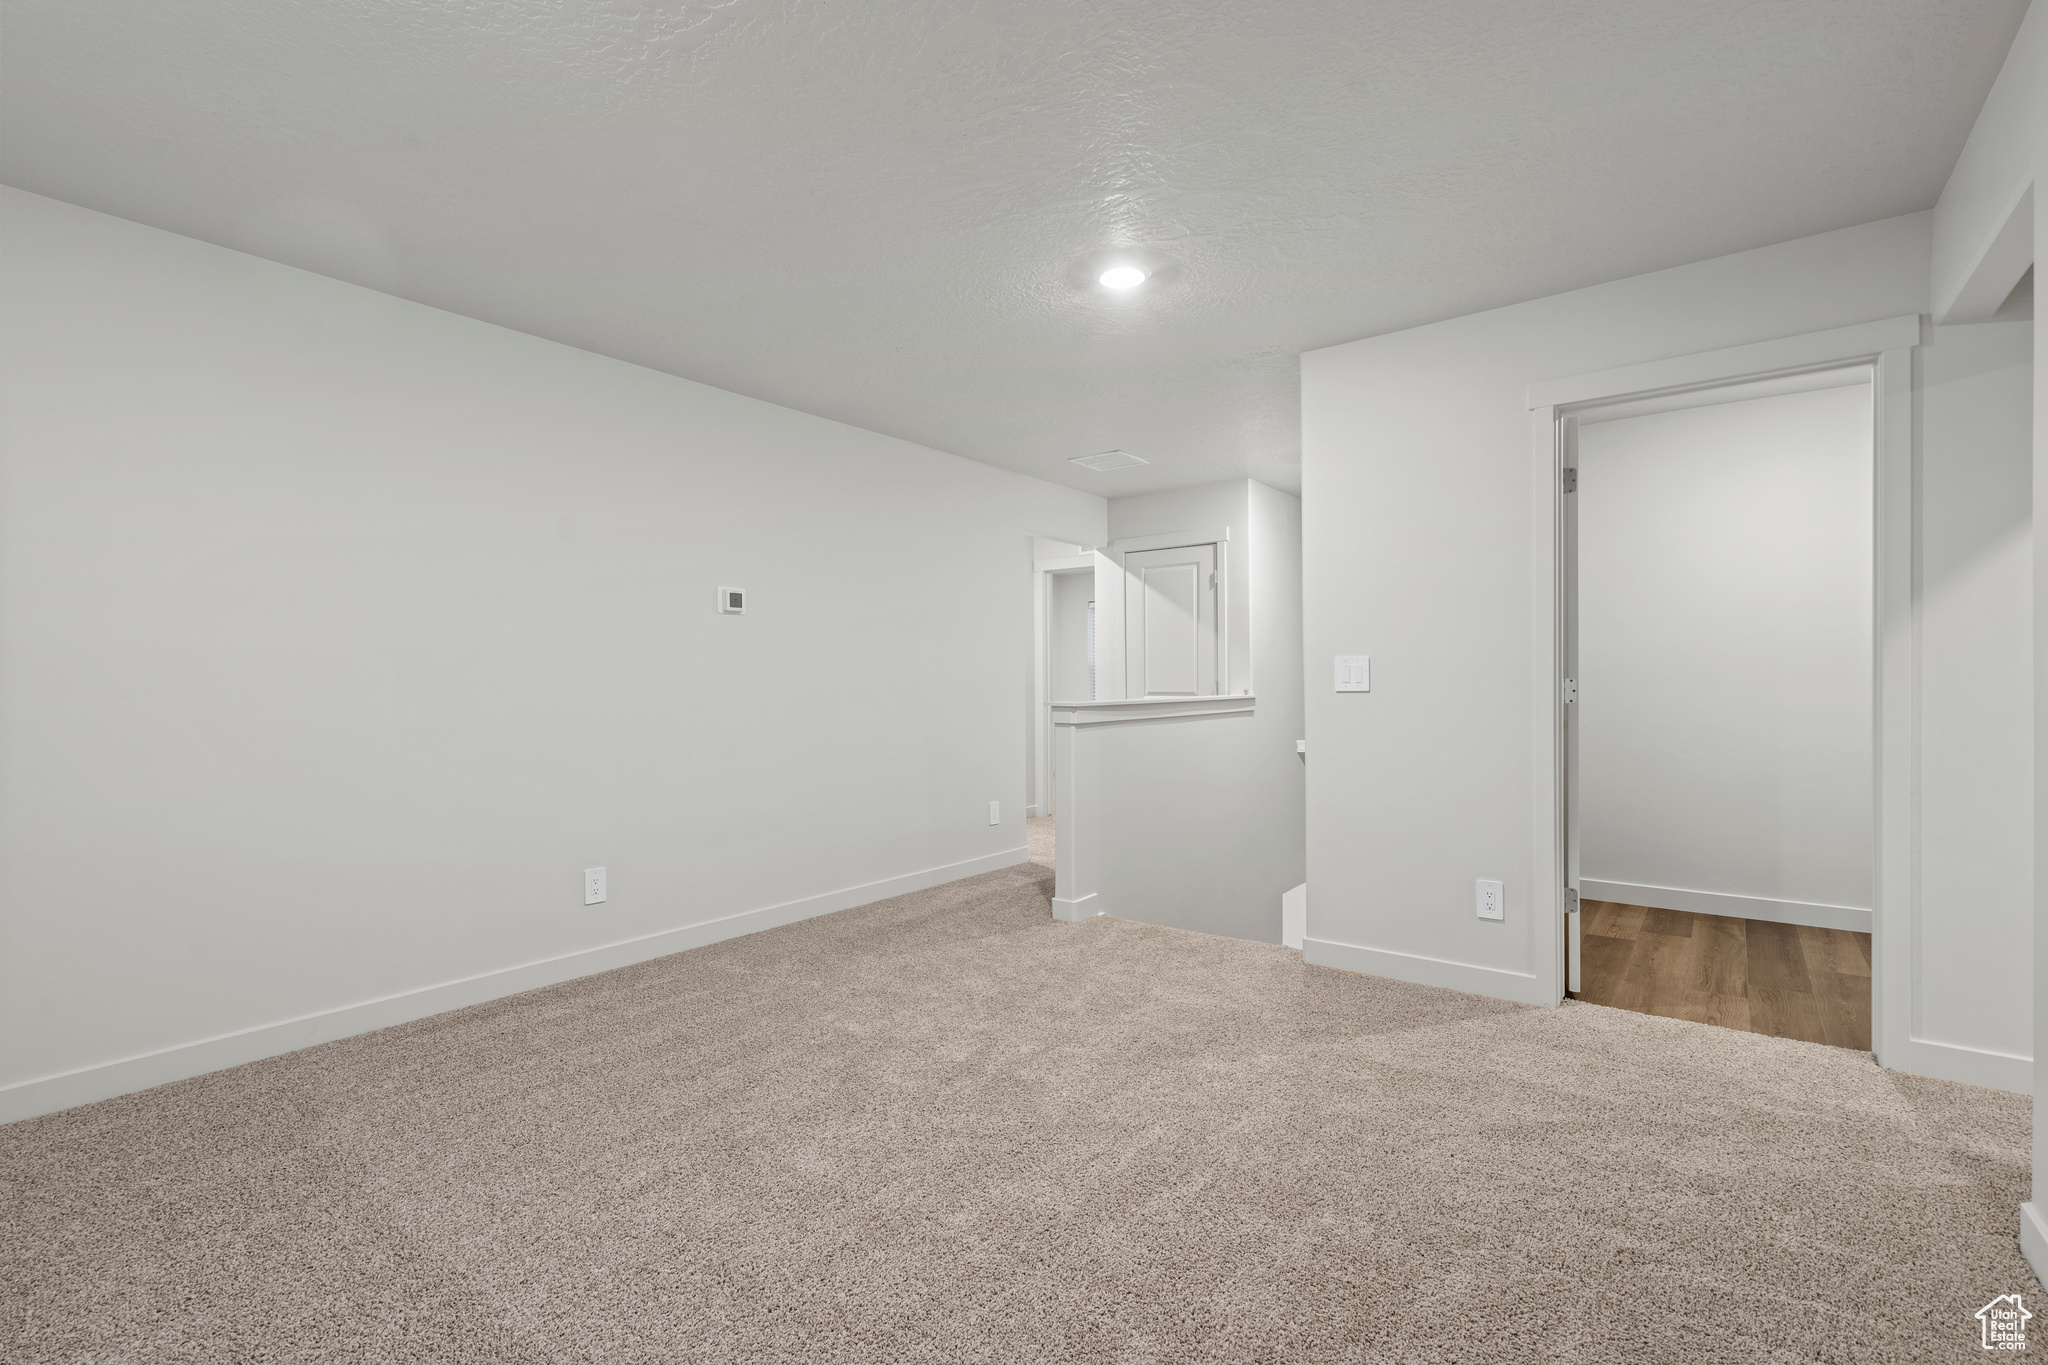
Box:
[1,843,2032,1363]
[1027,814,1055,867]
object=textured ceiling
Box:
[0,1,2029,496]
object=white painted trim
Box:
[1935,180,2034,324]
[1051,891,1101,923]
[1281,883,1307,950]
[1031,550,1048,822]
[1575,364,1872,427]
[1526,316,1921,411]
[1302,937,1551,1007]
[0,845,1029,1125]
[1579,879,1871,934]
[1534,404,1567,1007]
[1037,555,1097,572]
[1051,695,1255,725]
[1889,1037,2032,1095]
[1872,345,1914,1076]
[2021,1203,2048,1290]
[1106,526,1231,555]
[1533,328,1919,1064]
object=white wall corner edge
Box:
[1933,180,2033,324]
[2021,1203,2048,1291]
[1301,937,1551,1007]
[1578,880,1872,935]
[0,845,1030,1126]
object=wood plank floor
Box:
[1573,901,1872,1051]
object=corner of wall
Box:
[1931,3,2044,321]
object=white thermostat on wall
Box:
[717,587,746,615]
[1335,656,1370,692]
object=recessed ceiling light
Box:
[1070,450,1149,472]
[1098,266,1147,290]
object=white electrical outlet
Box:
[1335,656,1370,692]
[1476,879,1504,921]
[988,800,1000,826]
[585,867,607,905]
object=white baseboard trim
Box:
[2021,1204,2048,1290]
[1302,937,1551,1006]
[1280,884,1307,951]
[1883,1035,2033,1095]
[1051,892,1102,923]
[1026,804,1042,818]
[1579,879,1871,934]
[0,846,1029,1126]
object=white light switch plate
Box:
[585,867,607,905]
[988,800,1000,826]
[1336,656,1370,692]
[1476,879,1504,921]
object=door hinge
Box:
[1566,889,1580,913]
[1561,466,1577,494]
[1562,677,1577,703]
[1209,571,1217,589]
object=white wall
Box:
[1074,479,1305,942]
[1932,0,2047,1272]
[1578,382,1874,920]
[1919,319,2034,1068]
[0,187,1105,1121]
[1034,538,1085,562]
[1300,211,2033,1093]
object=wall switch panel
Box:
[1476,879,1504,921]
[716,586,746,614]
[988,800,1000,826]
[1335,656,1370,692]
[585,867,607,905]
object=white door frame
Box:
[1525,314,1919,1071]
[1034,555,1096,816]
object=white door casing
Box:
[1527,314,1919,1061]
[1562,422,1581,995]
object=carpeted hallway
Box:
[0,850,2031,1363]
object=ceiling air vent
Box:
[1069,450,1148,472]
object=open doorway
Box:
[1561,368,1876,1051]
[1030,539,1095,868]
